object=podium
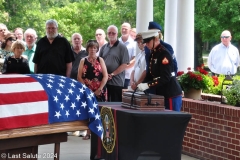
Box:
[91,102,191,160]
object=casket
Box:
[122,91,165,110]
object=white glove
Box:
[137,83,149,91]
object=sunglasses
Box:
[95,33,102,36]
[87,39,98,43]
[107,32,116,35]
[7,37,16,42]
[221,36,230,39]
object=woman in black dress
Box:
[78,39,108,101]
[2,40,30,74]
[77,39,108,139]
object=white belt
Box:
[153,72,175,80]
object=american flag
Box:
[0,74,103,139]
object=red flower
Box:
[177,71,184,76]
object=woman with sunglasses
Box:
[77,39,108,139]
[0,33,16,73]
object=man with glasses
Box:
[208,30,240,76]
[95,28,107,56]
[33,19,74,77]
[99,25,129,102]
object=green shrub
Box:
[223,80,240,106]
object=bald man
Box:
[208,30,240,75]
[95,28,108,56]
[70,33,88,80]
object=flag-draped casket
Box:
[0,74,103,139]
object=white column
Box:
[176,0,194,72]
[136,0,153,33]
[164,0,178,57]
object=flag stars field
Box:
[0,74,104,139]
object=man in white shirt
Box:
[118,22,136,88]
[95,28,108,56]
[129,33,146,91]
[208,30,240,75]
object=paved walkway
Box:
[38,135,199,160]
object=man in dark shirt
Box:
[70,33,88,80]
[33,19,74,77]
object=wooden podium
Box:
[0,121,88,160]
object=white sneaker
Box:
[72,131,80,136]
[72,130,87,137]
[67,132,73,136]
[79,130,87,137]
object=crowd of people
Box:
[0,19,183,139]
[2,18,237,139]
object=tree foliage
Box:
[195,0,240,42]
[0,0,239,48]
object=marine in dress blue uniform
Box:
[137,30,182,111]
[145,21,178,76]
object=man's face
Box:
[0,26,8,38]
[136,39,145,51]
[121,25,130,37]
[25,33,36,47]
[72,34,82,47]
[107,27,117,42]
[46,23,58,39]
[15,29,23,41]
[221,31,231,47]
[95,29,105,42]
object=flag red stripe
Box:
[0,76,36,84]
[0,91,48,105]
[0,113,49,131]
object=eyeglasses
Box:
[95,33,102,36]
[87,39,98,43]
[221,36,230,39]
[108,32,116,35]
